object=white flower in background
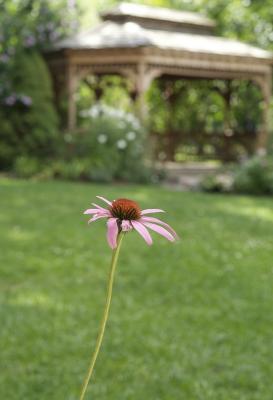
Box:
[126,131,136,141]
[98,134,107,144]
[116,139,127,149]
[81,105,142,132]
[91,109,99,118]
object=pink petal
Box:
[107,218,119,249]
[141,209,165,215]
[96,196,112,206]
[84,208,101,215]
[142,222,175,242]
[140,216,177,238]
[131,221,153,245]
[121,220,132,232]
[88,215,108,224]
[91,204,111,217]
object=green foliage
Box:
[233,156,273,195]
[1,179,273,399]
[0,51,59,169]
[13,156,43,179]
[0,0,78,169]
[0,0,78,107]
[0,0,78,53]
[200,174,227,193]
[13,51,59,155]
[148,79,262,161]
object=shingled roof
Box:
[55,2,272,61]
[100,2,216,32]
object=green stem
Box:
[79,233,125,400]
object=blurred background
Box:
[1,1,273,399]
[1,0,273,190]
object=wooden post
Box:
[67,65,78,131]
[125,64,161,123]
[254,74,272,155]
[211,80,235,161]
[162,79,182,161]
[135,63,148,122]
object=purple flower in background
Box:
[0,54,10,64]
[4,95,17,106]
[24,36,36,47]
[20,95,32,107]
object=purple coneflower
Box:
[84,196,177,248]
[79,196,177,400]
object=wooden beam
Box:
[253,74,272,155]
[67,65,78,131]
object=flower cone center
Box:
[110,198,141,220]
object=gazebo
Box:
[46,2,273,153]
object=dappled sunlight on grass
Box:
[7,226,36,242]
[217,202,273,222]
[8,291,60,310]
[224,206,273,222]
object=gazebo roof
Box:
[100,2,216,31]
[55,2,272,61]
[57,20,272,60]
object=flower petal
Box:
[84,208,101,215]
[107,218,119,249]
[140,216,178,238]
[121,220,132,232]
[88,215,108,224]
[96,196,112,206]
[91,203,111,215]
[131,221,153,245]
[141,209,165,215]
[142,222,175,242]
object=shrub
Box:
[0,50,59,169]
[233,156,273,195]
[200,175,226,193]
[45,159,112,183]
[13,156,43,178]
[0,0,78,169]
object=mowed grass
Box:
[0,178,273,400]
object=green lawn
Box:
[1,178,273,400]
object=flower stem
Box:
[79,233,125,400]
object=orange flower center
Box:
[110,198,141,220]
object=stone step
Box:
[157,161,231,190]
